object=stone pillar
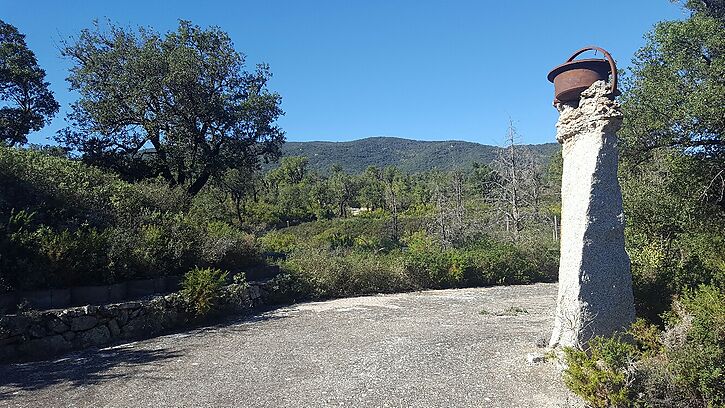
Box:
[549,80,635,349]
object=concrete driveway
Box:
[0,283,580,407]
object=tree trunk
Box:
[187,170,211,196]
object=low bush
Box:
[180,267,229,316]
[563,335,638,408]
[402,232,558,289]
[200,221,259,269]
[663,285,725,406]
[269,229,558,302]
[563,285,725,408]
[279,249,413,299]
[0,147,262,291]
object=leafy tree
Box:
[620,1,724,206]
[619,0,725,319]
[358,165,385,210]
[0,20,59,146]
[329,164,357,217]
[57,20,284,195]
[268,156,308,186]
[218,166,260,226]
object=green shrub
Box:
[201,221,259,269]
[562,286,725,408]
[402,231,460,288]
[3,216,113,289]
[663,285,725,406]
[132,213,199,276]
[401,232,558,289]
[260,231,298,253]
[180,267,229,316]
[279,248,413,299]
[563,335,639,408]
[265,270,315,304]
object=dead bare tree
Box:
[428,171,468,248]
[487,120,544,241]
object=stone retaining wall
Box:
[0,281,273,363]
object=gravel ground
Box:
[0,283,582,407]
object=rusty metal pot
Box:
[547,46,618,103]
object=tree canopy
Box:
[0,19,59,146]
[57,20,285,196]
[621,1,724,162]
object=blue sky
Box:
[4,0,686,146]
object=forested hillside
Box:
[280,137,559,173]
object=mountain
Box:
[278,137,559,173]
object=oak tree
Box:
[0,20,59,146]
[57,20,284,196]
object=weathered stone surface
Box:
[70,315,98,331]
[117,301,143,310]
[108,319,121,337]
[58,308,84,320]
[17,335,72,355]
[0,280,267,362]
[121,316,148,337]
[118,310,129,326]
[248,285,261,300]
[99,305,120,318]
[0,285,582,407]
[2,315,30,337]
[81,325,111,346]
[28,324,47,338]
[47,318,69,333]
[82,305,100,314]
[549,81,635,349]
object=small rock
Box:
[118,310,129,326]
[117,301,143,310]
[526,352,546,365]
[28,324,47,339]
[99,305,120,318]
[248,285,261,300]
[108,319,121,337]
[81,325,111,346]
[71,315,98,331]
[47,318,69,334]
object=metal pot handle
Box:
[565,46,618,96]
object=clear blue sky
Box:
[3,0,686,146]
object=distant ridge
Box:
[278,136,559,173]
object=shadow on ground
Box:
[0,305,293,401]
[0,345,183,400]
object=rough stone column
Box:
[549,80,635,349]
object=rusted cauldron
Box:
[547,46,618,104]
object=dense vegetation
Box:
[0,133,560,294]
[279,137,559,174]
[0,146,259,291]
